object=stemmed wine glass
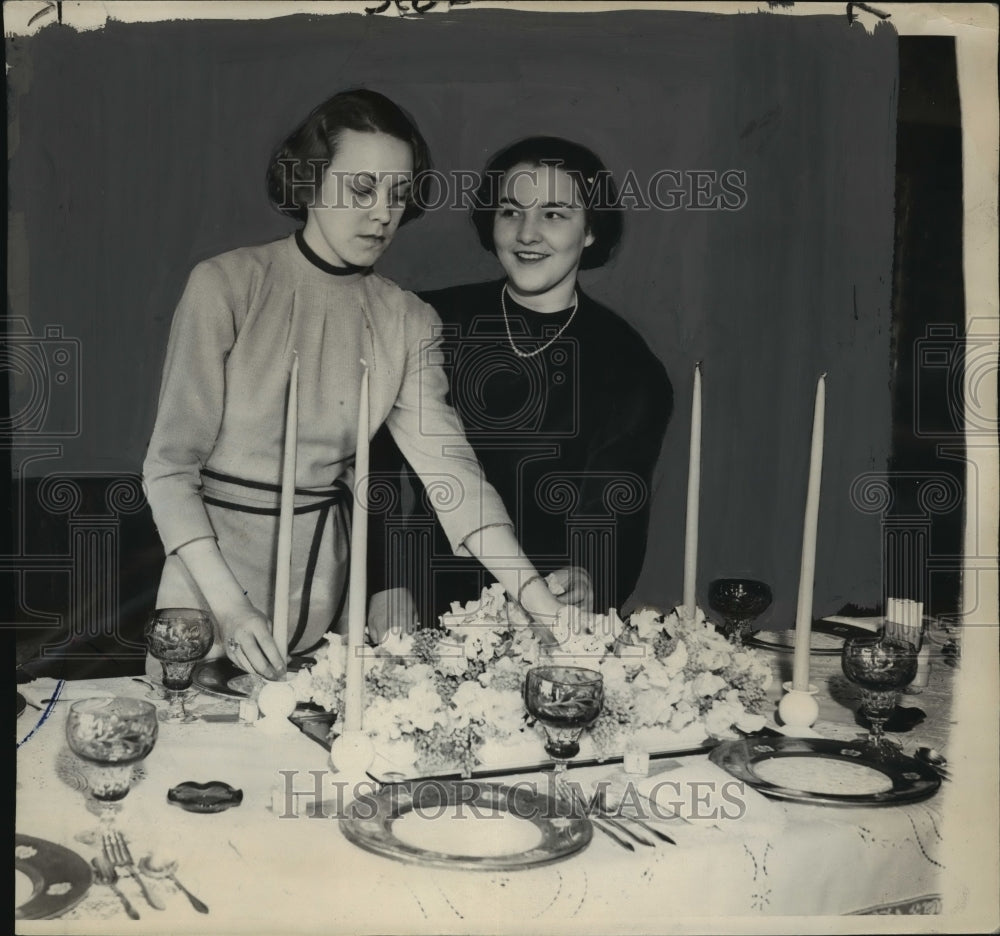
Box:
[524,666,604,776]
[708,578,773,645]
[841,624,922,754]
[146,608,214,723]
[65,696,158,844]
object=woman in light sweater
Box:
[142,90,567,679]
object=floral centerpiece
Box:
[291,583,773,776]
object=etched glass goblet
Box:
[146,608,214,723]
[841,626,921,754]
[65,696,158,844]
[524,666,604,775]
[708,578,773,644]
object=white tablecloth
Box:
[16,649,956,933]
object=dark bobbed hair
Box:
[469,136,623,270]
[266,88,432,226]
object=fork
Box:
[602,809,675,845]
[90,855,140,920]
[594,789,677,845]
[555,777,636,852]
[589,801,656,848]
[102,831,165,910]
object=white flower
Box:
[630,606,664,641]
[659,639,688,678]
[669,701,696,731]
[289,669,316,704]
[379,631,415,659]
[735,710,767,734]
[365,696,403,739]
[596,657,629,690]
[692,672,727,698]
[633,688,677,726]
[703,698,742,737]
[405,684,449,732]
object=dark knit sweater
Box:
[369,278,672,620]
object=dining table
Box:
[15,624,960,934]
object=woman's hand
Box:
[546,566,595,611]
[367,588,418,645]
[174,537,286,679]
[516,577,585,649]
[218,604,286,680]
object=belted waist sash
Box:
[200,468,353,654]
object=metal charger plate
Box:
[749,616,939,656]
[15,834,93,920]
[709,736,941,806]
[339,779,592,870]
[748,619,882,656]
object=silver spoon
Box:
[139,856,209,913]
[915,747,950,779]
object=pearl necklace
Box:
[501,284,578,359]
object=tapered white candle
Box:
[272,353,298,663]
[792,373,826,691]
[343,363,369,733]
[682,363,702,620]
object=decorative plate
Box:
[192,656,315,700]
[709,736,941,806]
[339,779,592,870]
[14,834,92,920]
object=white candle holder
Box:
[255,680,298,734]
[330,729,375,777]
[777,681,820,735]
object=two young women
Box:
[143,90,669,677]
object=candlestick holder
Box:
[330,729,375,776]
[777,681,820,735]
[255,680,298,734]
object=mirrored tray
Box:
[15,834,92,920]
[289,712,716,783]
[339,779,592,870]
[709,736,941,806]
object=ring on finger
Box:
[227,636,240,655]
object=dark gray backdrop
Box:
[6,8,898,633]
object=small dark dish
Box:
[167,781,243,813]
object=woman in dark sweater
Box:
[369,137,671,630]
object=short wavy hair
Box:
[266,88,432,226]
[469,137,623,270]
